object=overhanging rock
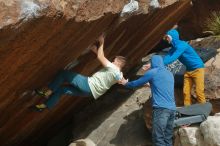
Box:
[0,0,191,145]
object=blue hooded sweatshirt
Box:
[163,29,204,71]
[125,55,176,110]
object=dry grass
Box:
[204,11,220,37]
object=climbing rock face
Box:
[174,113,220,146]
[0,0,178,26]
[0,0,192,146]
[178,0,220,40]
[0,0,128,25]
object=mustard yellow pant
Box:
[183,68,206,106]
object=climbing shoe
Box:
[30,104,47,112]
[35,88,52,98]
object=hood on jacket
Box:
[151,55,165,68]
[166,29,180,45]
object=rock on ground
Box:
[200,113,220,146]
[69,138,96,146]
[174,126,204,146]
[71,87,152,146]
[174,113,220,146]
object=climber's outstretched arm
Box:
[90,35,111,67]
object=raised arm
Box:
[96,35,111,67]
[89,35,111,67]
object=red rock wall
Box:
[178,0,220,40]
[0,0,191,145]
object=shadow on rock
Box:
[110,109,152,146]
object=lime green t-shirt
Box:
[88,62,123,99]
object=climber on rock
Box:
[120,55,176,146]
[144,29,206,106]
[32,35,127,112]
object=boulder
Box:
[69,138,96,146]
[178,0,220,40]
[174,113,220,146]
[174,126,204,146]
[200,114,220,146]
[204,67,220,99]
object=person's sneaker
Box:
[30,104,47,112]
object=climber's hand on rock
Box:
[98,34,105,45]
[89,45,98,54]
[93,34,104,49]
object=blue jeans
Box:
[45,70,92,108]
[152,108,175,146]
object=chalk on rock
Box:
[120,0,139,17]
[149,0,161,9]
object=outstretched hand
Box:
[144,82,150,88]
[118,77,129,85]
